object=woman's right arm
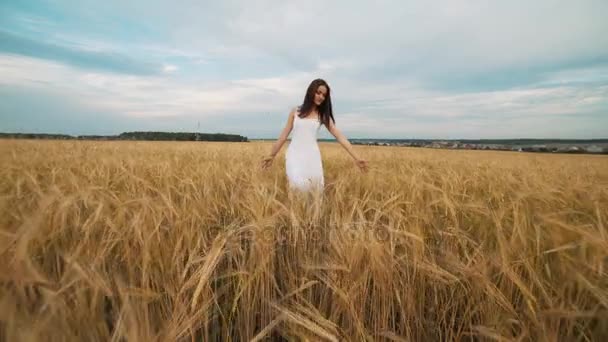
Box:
[268,108,296,157]
[261,108,296,169]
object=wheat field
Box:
[0,139,607,341]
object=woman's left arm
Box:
[325,120,368,171]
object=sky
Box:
[1,0,607,139]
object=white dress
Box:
[285,108,324,193]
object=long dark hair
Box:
[298,78,335,128]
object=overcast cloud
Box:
[1,0,607,139]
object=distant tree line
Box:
[117,131,248,142]
[0,133,74,140]
[0,131,249,142]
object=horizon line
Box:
[2,131,607,142]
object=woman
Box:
[261,79,368,193]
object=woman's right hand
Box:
[261,155,274,170]
[355,158,369,173]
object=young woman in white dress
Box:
[260,79,368,193]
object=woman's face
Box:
[314,85,328,106]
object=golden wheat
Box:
[0,139,607,341]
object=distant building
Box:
[586,145,603,153]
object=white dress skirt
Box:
[285,109,324,193]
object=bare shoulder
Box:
[284,107,297,129]
[289,106,300,119]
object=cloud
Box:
[0,54,313,120]
[162,64,178,73]
[0,85,131,135]
[2,53,606,139]
[0,30,162,75]
[0,0,607,138]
